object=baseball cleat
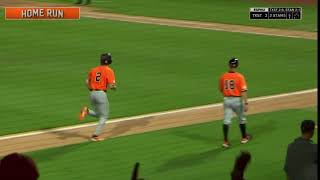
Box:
[79,106,88,121]
[241,135,251,144]
[222,141,230,148]
[90,135,105,142]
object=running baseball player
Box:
[79,53,116,141]
[219,58,250,148]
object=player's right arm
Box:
[85,78,89,86]
[86,71,92,89]
[219,74,224,94]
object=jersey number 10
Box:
[224,80,235,89]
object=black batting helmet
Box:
[229,58,239,68]
[100,53,112,65]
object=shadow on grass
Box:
[171,130,215,144]
[157,147,228,173]
[249,119,276,139]
[157,120,276,172]
[28,142,90,163]
[171,119,276,143]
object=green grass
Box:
[0,9,317,135]
[33,0,317,31]
[25,107,318,180]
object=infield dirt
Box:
[0,90,316,156]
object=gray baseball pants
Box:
[88,91,109,136]
[223,97,246,125]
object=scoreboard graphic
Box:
[250,7,302,20]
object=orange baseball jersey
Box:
[87,65,115,90]
[219,72,247,97]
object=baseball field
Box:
[0,0,317,179]
[26,107,317,180]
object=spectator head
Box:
[231,151,251,180]
[300,120,316,139]
[0,152,39,180]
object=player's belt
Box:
[90,89,107,92]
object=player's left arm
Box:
[241,91,248,111]
[240,75,248,111]
[109,83,117,90]
[241,90,249,105]
[107,69,117,90]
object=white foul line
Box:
[0,88,316,141]
[81,13,316,40]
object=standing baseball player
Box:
[219,58,250,148]
[79,53,116,141]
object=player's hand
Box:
[85,79,90,88]
[111,86,117,91]
[109,83,117,91]
[244,103,248,112]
